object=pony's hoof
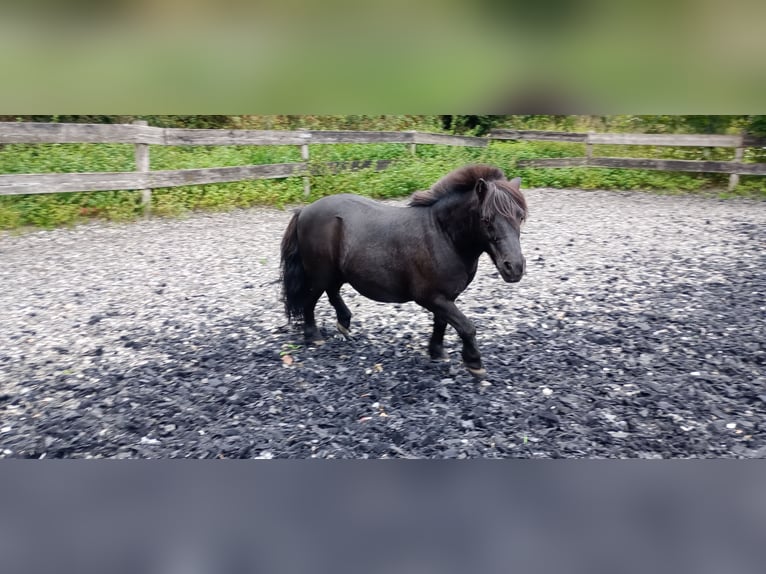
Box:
[307,338,326,346]
[429,344,449,362]
[336,322,352,339]
[467,367,487,380]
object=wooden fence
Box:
[0,121,486,214]
[489,129,766,191]
[1,123,765,214]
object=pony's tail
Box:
[280,210,309,323]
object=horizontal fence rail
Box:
[489,129,766,190]
[515,157,766,175]
[489,129,589,143]
[0,163,305,195]
[1,123,764,211]
[0,122,166,145]
[489,129,766,148]
[0,122,487,147]
[0,160,397,196]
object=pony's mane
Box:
[409,164,527,225]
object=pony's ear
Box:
[508,177,521,192]
[476,178,488,202]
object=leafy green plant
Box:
[279,343,302,356]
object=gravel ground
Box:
[1,188,764,458]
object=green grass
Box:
[150,144,302,169]
[1,139,763,231]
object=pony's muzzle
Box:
[501,257,525,282]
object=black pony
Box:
[280,164,527,378]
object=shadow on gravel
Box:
[2,265,765,460]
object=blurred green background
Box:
[1,1,764,112]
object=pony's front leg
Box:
[421,296,485,379]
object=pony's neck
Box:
[431,194,484,259]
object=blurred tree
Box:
[440,115,508,135]
[0,115,236,129]
[743,115,766,136]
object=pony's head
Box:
[411,165,528,282]
[475,174,527,282]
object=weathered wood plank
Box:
[489,129,588,143]
[133,120,152,215]
[729,144,745,191]
[588,157,766,174]
[4,122,766,151]
[413,133,487,147]
[0,164,307,195]
[307,131,414,144]
[162,129,311,146]
[0,159,397,196]
[743,134,766,147]
[0,122,165,144]
[587,133,742,147]
[300,131,311,197]
[0,124,416,146]
[490,129,762,148]
[517,156,766,174]
[147,163,309,187]
[312,159,394,174]
[0,171,150,195]
[516,158,589,168]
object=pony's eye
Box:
[482,217,498,242]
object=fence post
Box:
[586,131,594,164]
[133,120,151,216]
[729,134,744,192]
[408,131,417,156]
[299,129,311,197]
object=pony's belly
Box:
[347,277,412,304]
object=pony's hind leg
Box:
[327,285,353,338]
[302,288,326,345]
[428,315,449,361]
